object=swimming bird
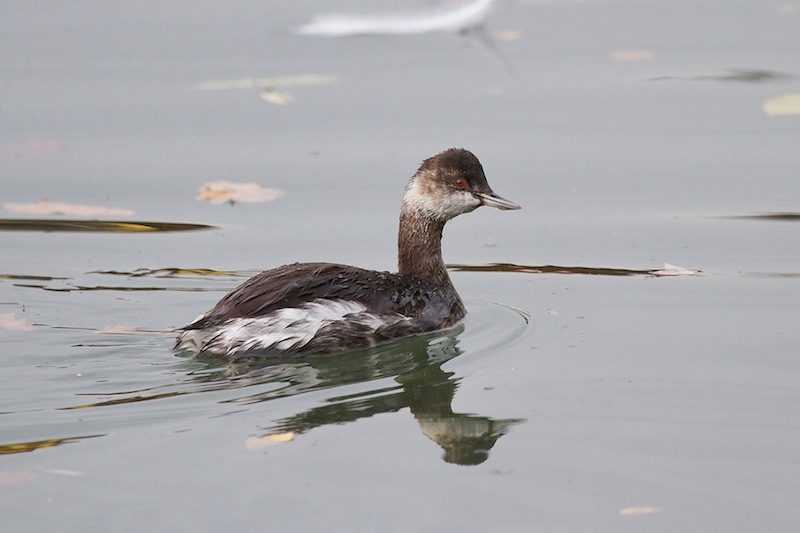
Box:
[175,148,520,357]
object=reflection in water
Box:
[397,364,523,465]
[191,328,524,465]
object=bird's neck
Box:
[397,208,451,285]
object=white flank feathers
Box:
[179,299,404,356]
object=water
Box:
[2,1,799,531]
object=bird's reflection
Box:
[189,326,524,465]
[397,363,522,465]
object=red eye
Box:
[453,178,468,190]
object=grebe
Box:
[175,148,520,357]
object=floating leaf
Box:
[245,432,295,450]
[720,212,800,221]
[649,69,794,84]
[197,181,285,204]
[0,435,104,455]
[763,93,800,116]
[450,263,652,276]
[0,219,214,233]
[90,268,245,278]
[450,262,701,277]
[0,273,68,281]
[0,312,34,332]
[259,90,293,105]
[4,200,134,217]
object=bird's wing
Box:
[183,263,403,329]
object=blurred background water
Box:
[2,1,799,531]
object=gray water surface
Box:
[2,1,799,532]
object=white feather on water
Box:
[294,0,497,37]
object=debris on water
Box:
[41,469,84,477]
[493,29,522,41]
[194,74,338,91]
[245,432,295,451]
[259,90,293,105]
[0,273,68,281]
[0,219,213,233]
[295,1,523,83]
[618,506,663,516]
[95,325,140,335]
[718,212,800,221]
[763,93,800,116]
[0,312,34,332]
[648,68,795,84]
[4,200,135,217]
[649,263,699,277]
[197,181,285,204]
[489,302,531,324]
[450,262,701,277]
[0,435,103,455]
[294,0,497,37]
[195,74,338,104]
[450,263,651,276]
[91,268,247,279]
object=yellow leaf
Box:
[245,432,295,451]
[197,181,285,204]
[763,93,800,116]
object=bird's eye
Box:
[453,177,468,190]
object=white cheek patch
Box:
[403,180,479,220]
[179,299,404,356]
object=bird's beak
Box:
[475,192,521,211]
